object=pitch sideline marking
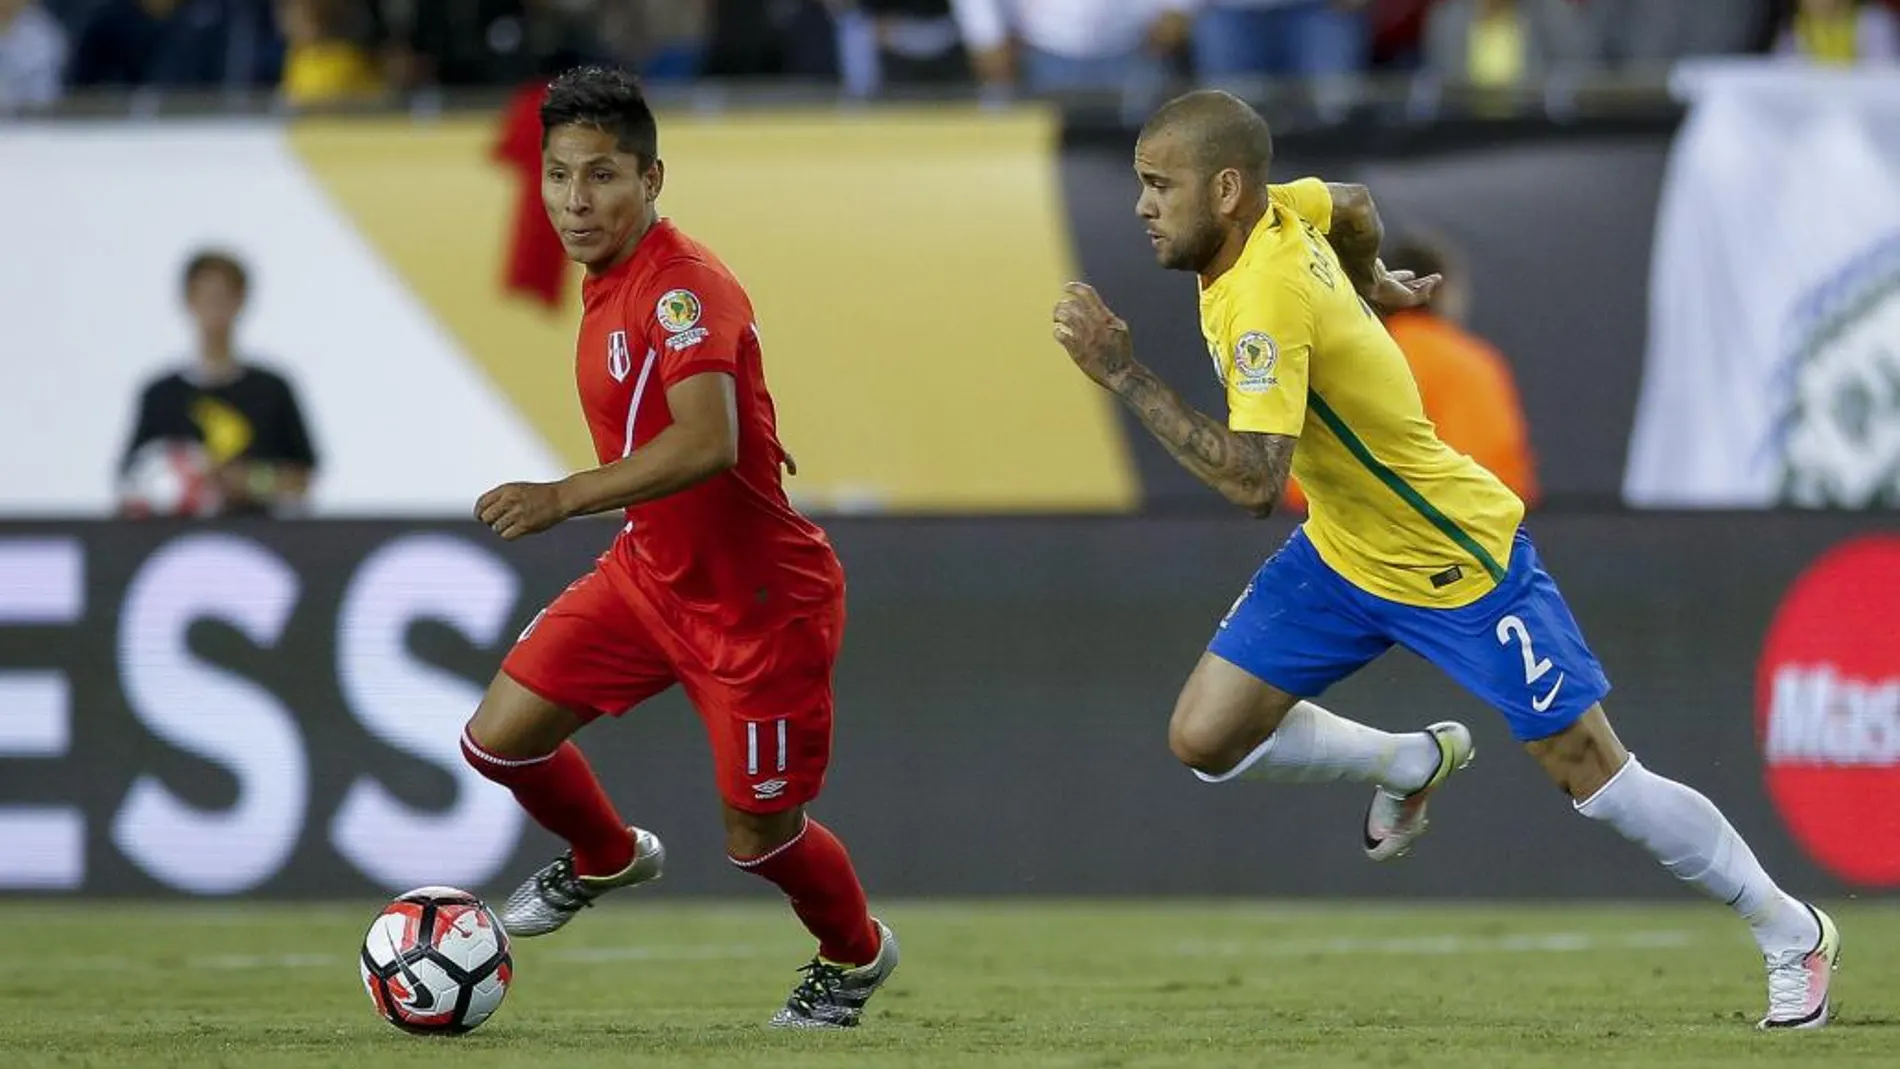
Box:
[1175,930,1696,958]
[10,930,1696,975]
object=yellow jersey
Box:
[1197,178,1525,608]
[281,43,384,107]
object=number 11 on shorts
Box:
[746,719,790,802]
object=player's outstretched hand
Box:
[1367,261,1441,313]
[1052,282,1135,389]
[475,481,570,541]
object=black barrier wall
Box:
[0,515,1893,901]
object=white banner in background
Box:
[0,124,564,516]
[1624,63,1900,508]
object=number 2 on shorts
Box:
[1497,614,1565,712]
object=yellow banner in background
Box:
[291,107,1137,513]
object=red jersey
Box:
[575,220,841,627]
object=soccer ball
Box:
[359,886,512,1035]
[119,438,221,518]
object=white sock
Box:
[1575,755,1815,956]
[1195,700,1442,792]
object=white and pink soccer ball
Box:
[119,439,221,518]
[359,886,512,1035]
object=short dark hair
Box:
[539,65,658,167]
[182,249,248,298]
[1140,90,1274,184]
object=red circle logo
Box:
[1756,535,1900,887]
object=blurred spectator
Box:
[1587,0,1766,70]
[1421,0,1586,88]
[832,0,967,96]
[951,0,1190,93]
[119,250,318,518]
[69,0,276,90]
[593,0,710,82]
[0,0,65,109]
[1382,234,1539,504]
[386,0,602,87]
[701,0,839,80]
[492,51,574,311]
[277,0,383,106]
[1191,0,1372,79]
[1775,0,1899,64]
[1278,232,1538,514]
[1370,0,1433,68]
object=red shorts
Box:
[500,551,843,813]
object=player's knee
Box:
[1525,704,1625,801]
[723,804,804,861]
[462,674,582,768]
[461,704,525,767]
[460,711,538,783]
[1168,715,1247,777]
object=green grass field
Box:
[0,900,1893,1068]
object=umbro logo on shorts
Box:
[752,779,788,800]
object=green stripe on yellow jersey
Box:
[1197,178,1524,608]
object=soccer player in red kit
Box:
[459,66,898,1029]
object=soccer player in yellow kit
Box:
[1050,90,1840,1030]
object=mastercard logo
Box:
[1755,535,1900,887]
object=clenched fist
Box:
[1052,282,1136,389]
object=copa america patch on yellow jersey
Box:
[1232,331,1279,393]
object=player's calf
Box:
[730,812,890,1024]
[462,682,643,879]
[1553,709,1844,1027]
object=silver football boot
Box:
[769,919,900,1029]
[498,826,665,937]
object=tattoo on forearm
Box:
[1111,364,1295,515]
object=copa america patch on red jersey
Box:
[657,288,709,352]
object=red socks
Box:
[732,818,880,965]
[464,731,873,963]
[461,731,635,877]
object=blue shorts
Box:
[1208,527,1610,741]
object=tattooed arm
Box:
[1052,283,1296,517]
[1110,363,1297,516]
[1322,182,1442,314]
